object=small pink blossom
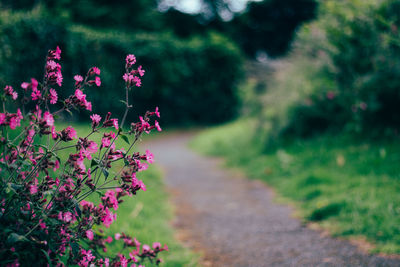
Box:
[111,118,118,130]
[138,65,145,77]
[126,54,136,66]
[31,78,38,90]
[153,242,161,250]
[90,115,101,130]
[155,120,162,132]
[102,190,119,210]
[29,184,38,195]
[101,207,116,228]
[56,71,63,87]
[74,75,83,83]
[86,230,94,240]
[145,150,154,164]
[55,46,61,60]
[115,233,121,240]
[95,76,101,87]
[142,244,150,253]
[132,76,141,87]
[154,107,160,118]
[92,67,101,75]
[49,88,58,104]
[43,111,54,127]
[31,89,41,101]
[21,82,29,90]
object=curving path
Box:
[147,132,400,267]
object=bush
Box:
[271,0,400,138]
[0,10,243,126]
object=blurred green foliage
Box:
[257,0,400,138]
[163,0,318,58]
[0,1,243,125]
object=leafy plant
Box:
[0,47,166,266]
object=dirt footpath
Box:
[147,132,400,267]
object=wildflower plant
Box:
[0,47,166,266]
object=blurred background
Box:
[1,0,400,255]
[0,0,317,126]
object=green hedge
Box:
[0,10,243,125]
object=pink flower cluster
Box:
[0,47,166,266]
[123,54,145,87]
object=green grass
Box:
[54,123,198,266]
[191,119,400,254]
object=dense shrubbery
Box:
[265,0,400,138]
[0,9,243,126]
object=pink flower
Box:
[61,126,77,141]
[101,207,116,228]
[111,118,118,130]
[56,71,63,87]
[105,236,113,243]
[31,78,38,90]
[51,126,58,140]
[126,54,136,66]
[11,92,18,100]
[101,137,111,148]
[29,184,38,195]
[74,75,83,83]
[58,211,73,223]
[360,102,368,110]
[326,91,335,100]
[115,233,121,240]
[142,244,150,253]
[138,65,145,77]
[90,114,101,128]
[145,150,154,164]
[122,73,132,82]
[31,89,41,101]
[155,120,162,132]
[43,111,54,127]
[81,200,95,211]
[102,190,119,210]
[39,220,47,230]
[95,76,101,87]
[92,67,100,75]
[54,160,60,171]
[75,89,86,101]
[86,230,94,240]
[0,113,5,125]
[49,88,58,104]
[85,101,92,111]
[55,46,61,60]
[21,82,29,90]
[154,107,160,118]
[9,117,18,130]
[132,76,141,87]
[153,242,161,250]
[118,254,128,267]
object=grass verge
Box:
[191,120,400,254]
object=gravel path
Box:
[147,132,400,267]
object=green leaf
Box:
[41,249,52,267]
[91,159,99,167]
[71,242,79,258]
[120,134,130,145]
[102,168,109,179]
[7,233,28,244]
